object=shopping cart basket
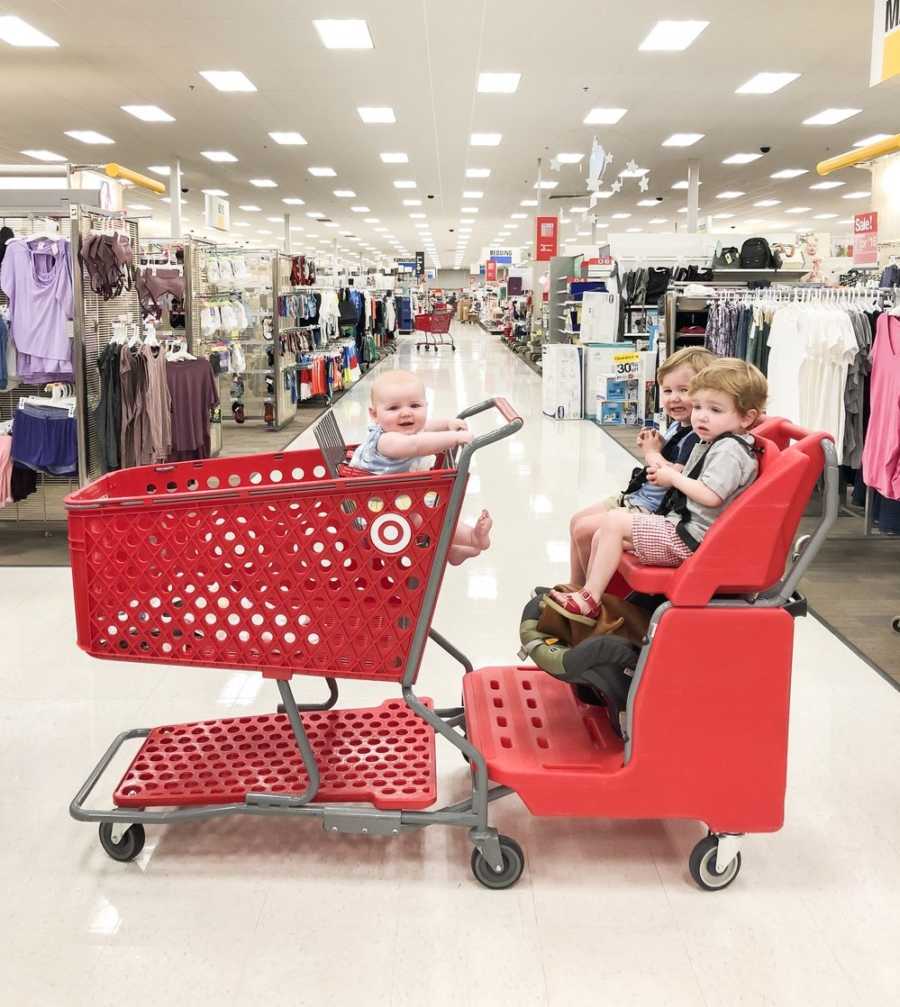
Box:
[68,398,524,883]
[415,309,455,352]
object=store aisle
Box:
[2,323,900,1006]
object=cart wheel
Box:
[892,617,900,634]
[452,345,457,351]
[471,835,525,890]
[689,835,741,892]
[98,822,146,863]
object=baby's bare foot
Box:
[473,509,492,551]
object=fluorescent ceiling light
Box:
[770,169,807,179]
[511,212,528,219]
[351,206,370,213]
[269,131,306,145]
[520,199,538,206]
[250,178,277,187]
[809,181,844,190]
[754,199,781,207]
[556,152,584,164]
[333,189,356,197]
[20,150,66,162]
[380,152,408,163]
[266,216,283,223]
[716,191,744,199]
[843,191,871,199]
[282,197,305,205]
[803,108,862,126]
[577,230,592,237]
[313,19,374,49]
[199,70,256,92]
[477,72,521,94]
[0,16,58,46]
[662,133,704,147]
[785,207,811,214]
[203,188,228,196]
[159,197,186,205]
[735,72,800,95]
[364,217,380,223]
[854,134,894,147]
[410,213,426,219]
[239,204,261,212]
[583,107,628,125]
[358,107,395,124]
[619,168,648,178]
[649,218,668,224]
[723,152,763,165]
[713,213,735,220]
[461,207,479,214]
[257,229,273,235]
[65,130,114,144]
[202,150,238,162]
[147,165,171,176]
[121,105,174,123]
[814,213,838,219]
[470,133,502,146]
[626,228,644,233]
[637,199,658,207]
[594,190,614,199]
[290,226,304,232]
[309,166,336,177]
[569,207,588,214]
[463,190,483,199]
[671,180,690,189]
[324,222,339,228]
[611,212,631,219]
[639,20,709,52]
[394,180,416,189]
[127,204,151,211]
[534,180,558,189]
[466,168,491,179]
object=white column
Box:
[168,159,182,238]
[687,159,701,235]
[283,212,291,253]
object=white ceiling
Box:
[1,0,898,268]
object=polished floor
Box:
[3,324,899,1006]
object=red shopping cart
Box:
[415,308,455,352]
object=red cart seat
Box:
[617,419,829,606]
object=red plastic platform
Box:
[113,699,436,810]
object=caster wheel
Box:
[99,822,146,863]
[892,617,900,634]
[471,835,525,890]
[689,835,741,892]
[452,346,457,352]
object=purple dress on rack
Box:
[0,237,74,382]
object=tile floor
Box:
[3,324,899,1006]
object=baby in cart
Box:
[343,369,493,566]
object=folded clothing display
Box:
[10,402,77,476]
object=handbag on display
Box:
[771,243,803,270]
[714,245,740,269]
[739,237,776,270]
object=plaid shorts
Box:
[630,514,695,567]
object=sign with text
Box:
[205,193,230,232]
[489,247,512,264]
[485,260,497,282]
[872,0,900,85]
[535,216,558,261]
[854,212,879,265]
[415,251,425,277]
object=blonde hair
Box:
[657,346,716,383]
[370,369,425,406]
[689,358,768,415]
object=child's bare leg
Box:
[549,511,634,618]
[447,510,492,565]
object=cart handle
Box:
[456,397,523,455]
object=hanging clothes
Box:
[141,344,173,464]
[166,359,219,461]
[862,313,900,500]
[94,342,123,473]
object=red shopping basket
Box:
[66,445,458,683]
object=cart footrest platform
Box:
[463,667,625,815]
[114,699,436,810]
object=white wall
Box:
[428,269,471,289]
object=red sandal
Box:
[545,588,602,626]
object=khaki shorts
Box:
[600,494,650,514]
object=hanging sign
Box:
[415,251,425,277]
[871,0,900,85]
[485,260,498,282]
[854,211,879,265]
[535,216,558,261]
[489,247,513,264]
[205,194,230,232]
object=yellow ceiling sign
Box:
[872,1,900,85]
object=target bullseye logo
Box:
[370,512,412,554]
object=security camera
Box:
[656,196,664,202]
[427,194,435,199]
[181,186,190,194]
[760,146,771,154]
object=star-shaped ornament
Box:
[611,179,623,194]
[605,152,615,167]
[625,158,640,174]
[638,174,650,192]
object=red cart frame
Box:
[415,308,455,352]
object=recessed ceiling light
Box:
[410,212,426,218]
[853,134,894,147]
[576,230,593,237]
[402,199,422,207]
[838,218,854,225]
[250,178,277,188]
[470,133,502,146]
[843,191,871,199]
[20,149,67,162]
[639,20,709,51]
[201,150,238,162]
[462,190,484,199]
[637,199,658,207]
[0,16,58,46]
[380,152,408,163]
[324,222,339,228]
[461,207,479,214]
[611,212,631,219]
[313,19,374,49]
[203,189,229,197]
[309,167,337,178]
[534,180,558,189]
[269,131,307,145]
[364,217,380,223]
[520,199,538,207]
[147,165,171,177]
[671,180,690,190]
[351,206,370,213]
[159,197,186,205]
[282,197,305,205]
[713,213,736,220]
[290,226,304,232]
[649,217,669,224]
[257,229,273,235]
[510,212,528,219]
[626,227,645,233]
[723,152,763,165]
[662,133,705,147]
[466,168,491,179]
[716,191,745,199]
[583,107,628,125]
[809,181,844,190]
[65,130,114,145]
[735,72,801,95]
[199,70,257,92]
[770,169,808,180]
[358,107,395,124]
[476,72,521,93]
[333,190,356,198]
[754,200,781,208]
[803,108,862,126]
[785,207,811,214]
[569,207,589,215]
[127,203,151,211]
[594,190,615,199]
[619,167,649,178]
[232,221,251,228]
[239,204,261,212]
[265,216,284,223]
[121,105,174,123]
[814,213,839,220]
[394,180,416,189]
[556,153,584,164]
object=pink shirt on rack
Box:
[862,313,900,500]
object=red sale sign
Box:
[854,211,878,266]
[535,215,559,261]
[485,259,497,282]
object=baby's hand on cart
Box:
[647,463,675,487]
[455,429,474,445]
[447,418,469,432]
